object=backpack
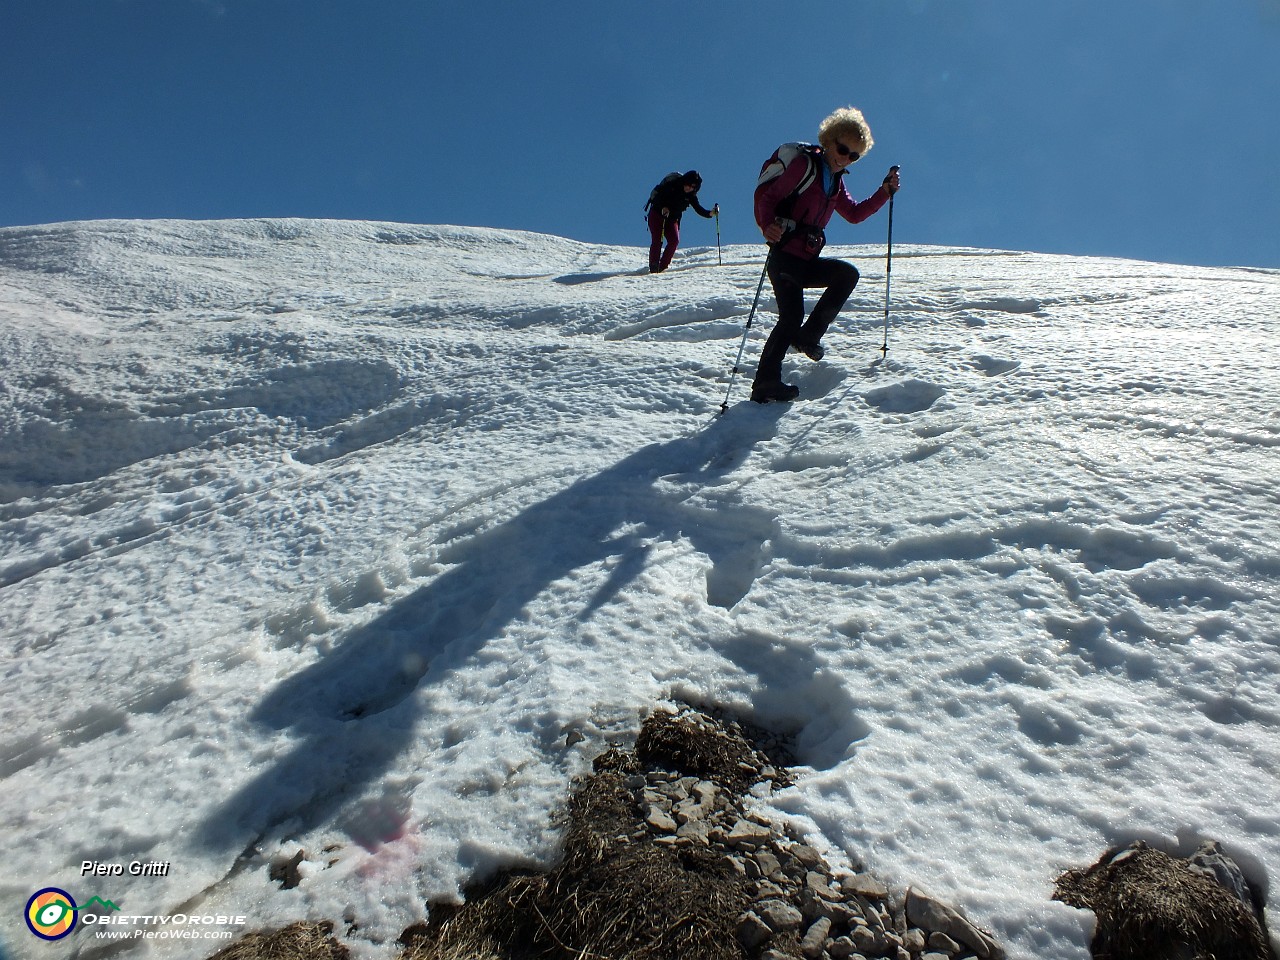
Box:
[645,172,683,212]
[756,142,822,219]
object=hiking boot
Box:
[750,381,800,404]
[792,340,825,361]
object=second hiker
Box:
[751,106,901,403]
[645,170,717,274]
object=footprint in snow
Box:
[971,354,1021,377]
[863,379,946,414]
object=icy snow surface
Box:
[1,218,1278,960]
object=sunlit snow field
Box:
[1,219,1277,960]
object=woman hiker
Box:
[750,106,901,403]
[645,170,717,274]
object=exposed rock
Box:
[737,911,774,950]
[900,927,927,952]
[799,916,832,957]
[906,887,1006,960]
[841,873,889,900]
[850,923,885,954]
[756,897,805,933]
[727,819,775,846]
[754,849,784,882]
[1188,840,1256,910]
[645,806,677,832]
[927,930,962,953]
[791,844,824,869]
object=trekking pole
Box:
[719,251,772,414]
[714,207,722,265]
[879,166,900,360]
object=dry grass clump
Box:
[399,713,760,960]
[1054,842,1274,960]
[207,920,350,960]
[635,708,775,793]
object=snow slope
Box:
[1,219,1278,960]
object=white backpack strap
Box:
[757,142,817,195]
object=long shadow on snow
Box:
[196,403,787,852]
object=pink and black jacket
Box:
[754,143,889,259]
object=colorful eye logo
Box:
[25,888,78,940]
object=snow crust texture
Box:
[1,219,1278,960]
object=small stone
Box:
[901,928,927,952]
[755,849,783,881]
[928,931,962,953]
[673,796,708,824]
[792,843,824,868]
[799,890,833,923]
[851,924,886,954]
[755,880,786,900]
[827,900,861,926]
[676,819,712,843]
[800,916,832,957]
[737,911,773,950]
[756,898,804,932]
[842,873,889,899]
[645,806,677,832]
[828,936,857,959]
[806,870,840,898]
[727,819,774,846]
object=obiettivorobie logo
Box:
[24,888,120,941]
[24,886,248,945]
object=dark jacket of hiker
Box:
[649,174,715,223]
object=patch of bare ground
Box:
[393,703,1004,960]
[1054,840,1277,960]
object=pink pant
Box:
[647,209,680,273]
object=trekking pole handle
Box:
[883,164,901,192]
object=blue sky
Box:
[3,0,1278,268]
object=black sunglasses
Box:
[833,141,861,161]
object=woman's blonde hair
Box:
[818,106,874,154]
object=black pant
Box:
[755,250,860,385]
